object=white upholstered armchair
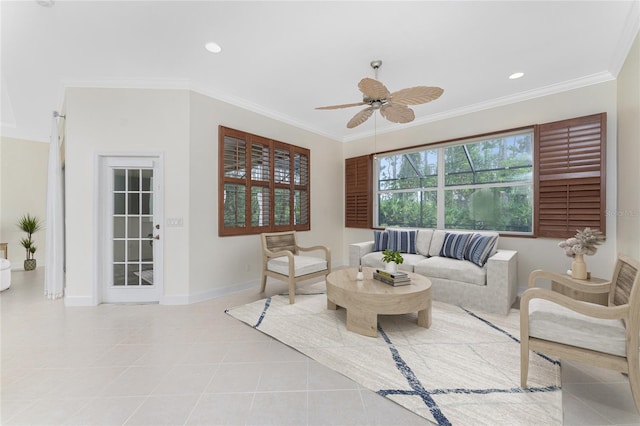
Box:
[260,231,331,304]
[520,255,640,413]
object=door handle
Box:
[153,235,160,240]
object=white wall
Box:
[0,137,48,269]
[64,88,191,304]
[617,32,640,259]
[187,91,344,301]
[342,81,619,290]
[63,87,344,305]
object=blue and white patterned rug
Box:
[226,286,562,425]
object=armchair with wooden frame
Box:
[520,255,640,413]
[260,231,331,304]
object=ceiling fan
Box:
[315,60,444,129]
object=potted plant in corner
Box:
[17,214,41,271]
[381,249,404,274]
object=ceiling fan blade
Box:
[380,104,415,124]
[347,107,374,128]
[358,77,390,100]
[389,86,444,106]
[315,101,367,110]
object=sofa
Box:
[349,228,518,315]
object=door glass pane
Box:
[127,217,140,238]
[114,217,125,238]
[114,169,126,191]
[112,167,154,288]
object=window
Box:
[375,129,534,234]
[219,126,310,236]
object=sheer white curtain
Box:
[44,113,64,299]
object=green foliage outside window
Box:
[377,131,533,233]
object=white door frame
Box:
[94,152,164,304]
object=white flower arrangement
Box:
[558,228,605,257]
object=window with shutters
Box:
[535,113,606,238]
[219,126,310,236]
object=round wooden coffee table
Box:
[326,267,432,337]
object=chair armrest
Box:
[528,269,612,294]
[297,244,331,270]
[520,287,628,320]
[265,249,295,259]
[349,241,375,268]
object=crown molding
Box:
[609,0,640,77]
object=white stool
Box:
[0,258,11,291]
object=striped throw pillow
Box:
[440,232,473,260]
[387,229,418,254]
[464,233,498,266]
[373,230,389,252]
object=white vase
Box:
[385,262,398,274]
[571,254,588,279]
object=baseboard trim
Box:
[160,280,261,305]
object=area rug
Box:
[226,284,562,425]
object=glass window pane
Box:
[378,151,437,190]
[223,184,246,228]
[128,169,140,191]
[113,240,125,262]
[140,266,153,286]
[141,169,153,191]
[224,136,247,178]
[274,148,290,183]
[445,185,532,232]
[113,217,125,238]
[114,169,126,191]
[114,193,126,215]
[141,217,154,240]
[251,186,270,227]
[294,153,308,185]
[274,188,290,226]
[378,191,436,228]
[129,240,140,261]
[128,193,140,215]
[127,217,140,238]
[294,190,308,225]
[128,263,140,286]
[113,264,125,286]
[141,193,152,215]
[251,143,270,181]
[141,238,153,262]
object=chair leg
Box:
[520,338,530,388]
[288,278,295,304]
[260,273,267,293]
[627,351,640,414]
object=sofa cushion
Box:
[440,232,473,260]
[429,230,446,257]
[373,230,389,252]
[361,252,426,273]
[414,256,486,286]
[464,233,498,267]
[416,229,433,257]
[387,229,418,254]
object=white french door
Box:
[99,156,163,303]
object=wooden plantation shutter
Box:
[535,113,606,238]
[345,155,372,228]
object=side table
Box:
[551,275,609,306]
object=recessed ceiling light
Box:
[205,42,222,54]
[509,72,524,80]
[36,0,55,7]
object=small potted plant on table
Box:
[17,214,41,271]
[382,249,404,274]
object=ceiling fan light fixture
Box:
[205,42,222,54]
[509,72,525,80]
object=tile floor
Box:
[1,268,640,425]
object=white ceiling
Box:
[2,1,639,143]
